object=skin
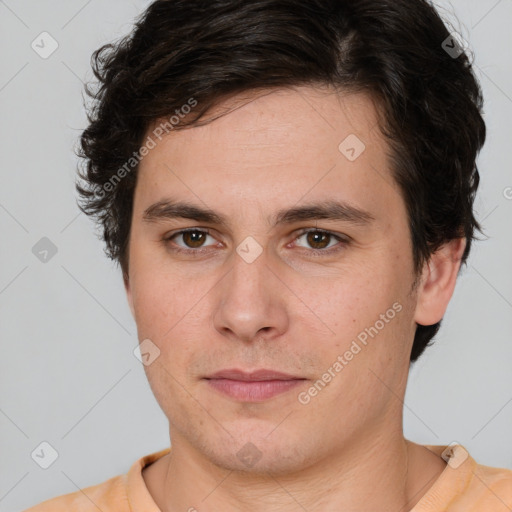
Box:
[124,85,465,511]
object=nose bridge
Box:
[239,244,272,289]
[212,243,288,341]
[225,245,272,314]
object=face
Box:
[125,86,425,475]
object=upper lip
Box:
[205,369,305,381]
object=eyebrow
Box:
[142,198,376,228]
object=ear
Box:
[123,272,135,318]
[414,238,466,326]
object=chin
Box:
[195,427,316,477]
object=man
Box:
[25,0,512,510]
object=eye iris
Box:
[179,231,333,250]
[307,231,330,249]
[183,231,206,248]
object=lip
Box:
[206,368,304,381]
[204,368,306,402]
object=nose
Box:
[212,247,289,343]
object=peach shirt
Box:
[24,444,512,511]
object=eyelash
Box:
[162,228,349,256]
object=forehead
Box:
[135,86,404,228]
[146,85,384,163]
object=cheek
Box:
[295,260,392,328]
[130,267,186,341]
[131,267,215,368]
[296,257,410,365]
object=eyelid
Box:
[294,227,349,241]
[291,228,349,252]
[164,227,217,246]
[163,226,349,255]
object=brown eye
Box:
[166,229,215,250]
[306,231,331,249]
[181,230,207,248]
[293,229,348,254]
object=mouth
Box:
[204,368,307,402]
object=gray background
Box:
[1,0,511,510]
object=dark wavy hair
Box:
[76,0,486,362]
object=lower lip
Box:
[205,378,305,402]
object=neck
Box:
[145,426,446,512]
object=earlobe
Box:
[413,238,466,326]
